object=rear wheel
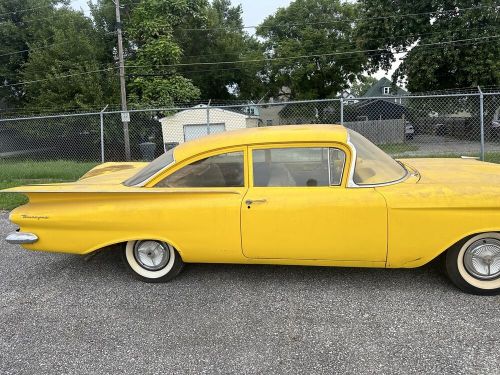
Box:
[445,233,500,295]
[122,240,184,282]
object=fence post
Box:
[478,86,485,161]
[100,105,109,163]
[340,98,344,126]
[206,99,211,135]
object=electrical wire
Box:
[0,67,115,89]
[0,3,55,18]
[170,5,498,32]
[1,35,498,89]
[0,31,117,58]
[124,35,500,69]
[0,4,496,29]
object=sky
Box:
[71,0,398,81]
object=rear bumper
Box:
[6,232,38,245]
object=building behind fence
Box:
[1,88,499,164]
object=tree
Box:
[173,0,264,100]
[0,0,59,109]
[350,76,378,96]
[356,0,500,92]
[256,0,366,100]
[21,8,118,112]
[121,0,204,106]
[0,0,117,114]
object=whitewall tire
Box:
[445,233,500,295]
[123,240,184,283]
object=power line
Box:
[124,35,500,69]
[0,3,54,18]
[0,5,88,26]
[129,37,498,77]
[170,5,498,32]
[0,31,116,58]
[0,67,115,89]
[1,35,497,89]
[0,4,496,30]
[175,25,497,61]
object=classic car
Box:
[3,125,500,295]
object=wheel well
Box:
[85,239,184,260]
[443,231,500,255]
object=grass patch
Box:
[0,160,97,210]
[485,152,500,164]
[379,143,419,154]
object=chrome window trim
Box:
[153,150,245,188]
[346,133,410,188]
[328,147,346,187]
[252,146,343,188]
[327,148,332,185]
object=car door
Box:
[240,144,388,262]
[150,146,248,263]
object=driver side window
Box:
[155,151,244,188]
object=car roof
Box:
[173,124,348,161]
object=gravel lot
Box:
[0,211,499,375]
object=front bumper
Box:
[6,232,38,245]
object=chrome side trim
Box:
[6,232,38,245]
[346,135,358,188]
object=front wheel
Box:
[122,240,184,283]
[445,233,500,295]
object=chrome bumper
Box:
[6,232,38,245]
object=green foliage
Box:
[21,8,118,112]
[350,76,379,97]
[0,0,59,108]
[123,0,205,106]
[1,0,498,114]
[0,0,117,113]
[256,0,365,100]
[356,0,500,92]
[175,0,264,99]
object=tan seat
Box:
[267,164,296,186]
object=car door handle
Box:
[245,199,267,206]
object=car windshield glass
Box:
[348,129,407,185]
[123,148,175,186]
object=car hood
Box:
[400,158,500,185]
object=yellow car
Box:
[4,125,500,295]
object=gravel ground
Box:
[0,211,499,375]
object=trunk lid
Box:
[1,162,148,194]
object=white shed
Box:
[160,105,260,147]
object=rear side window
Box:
[252,147,345,187]
[123,148,175,186]
[155,151,244,188]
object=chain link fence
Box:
[1,90,499,165]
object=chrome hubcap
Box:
[464,239,500,280]
[133,240,170,271]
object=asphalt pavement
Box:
[0,211,499,374]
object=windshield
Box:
[123,148,175,186]
[348,129,407,185]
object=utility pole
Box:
[115,0,131,161]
